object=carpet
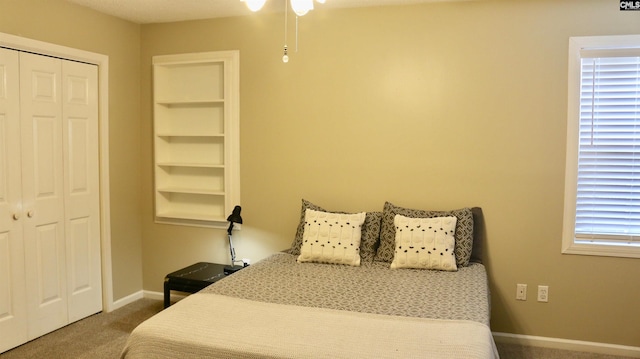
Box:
[1,298,635,359]
[0,299,163,359]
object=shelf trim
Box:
[156,162,224,168]
[156,99,224,105]
[157,188,225,196]
[156,133,224,138]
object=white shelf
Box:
[156,211,225,223]
[156,99,224,106]
[153,51,240,228]
[157,162,224,168]
[157,187,225,196]
[156,134,224,138]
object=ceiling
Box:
[64,0,454,24]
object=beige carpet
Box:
[0,298,163,359]
[0,298,635,359]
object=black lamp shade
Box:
[227,205,243,224]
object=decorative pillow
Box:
[390,215,458,271]
[359,211,383,262]
[288,199,382,263]
[297,209,366,266]
[375,202,474,267]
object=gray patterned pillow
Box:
[374,202,474,267]
[288,199,382,263]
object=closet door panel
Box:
[34,223,65,304]
[19,52,68,339]
[62,60,101,322]
[0,48,27,354]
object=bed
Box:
[121,201,498,359]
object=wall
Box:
[0,0,143,301]
[140,0,640,346]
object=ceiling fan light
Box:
[242,0,267,12]
[291,0,314,16]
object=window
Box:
[563,35,640,258]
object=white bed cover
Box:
[122,293,498,359]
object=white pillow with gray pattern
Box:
[390,215,458,271]
[297,209,366,266]
[375,202,474,267]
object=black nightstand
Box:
[164,262,232,308]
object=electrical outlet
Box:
[516,284,527,301]
[537,285,549,302]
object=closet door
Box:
[19,52,68,338]
[0,49,102,352]
[62,60,102,323]
[0,48,28,353]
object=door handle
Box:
[12,213,20,220]
[27,211,34,218]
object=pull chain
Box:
[283,0,289,62]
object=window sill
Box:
[562,241,640,259]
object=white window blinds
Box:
[575,54,640,244]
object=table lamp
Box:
[224,205,246,274]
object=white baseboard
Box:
[142,290,163,301]
[111,290,144,311]
[143,290,186,303]
[493,332,640,358]
[111,290,186,312]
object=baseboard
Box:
[142,290,186,303]
[111,290,187,311]
[493,332,640,358]
[111,290,144,311]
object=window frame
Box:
[562,34,640,258]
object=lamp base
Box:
[223,265,244,275]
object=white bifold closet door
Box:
[0,48,101,352]
[0,46,27,353]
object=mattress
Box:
[204,252,491,325]
[121,253,497,358]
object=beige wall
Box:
[141,0,640,346]
[0,0,143,300]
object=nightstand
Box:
[164,262,234,308]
